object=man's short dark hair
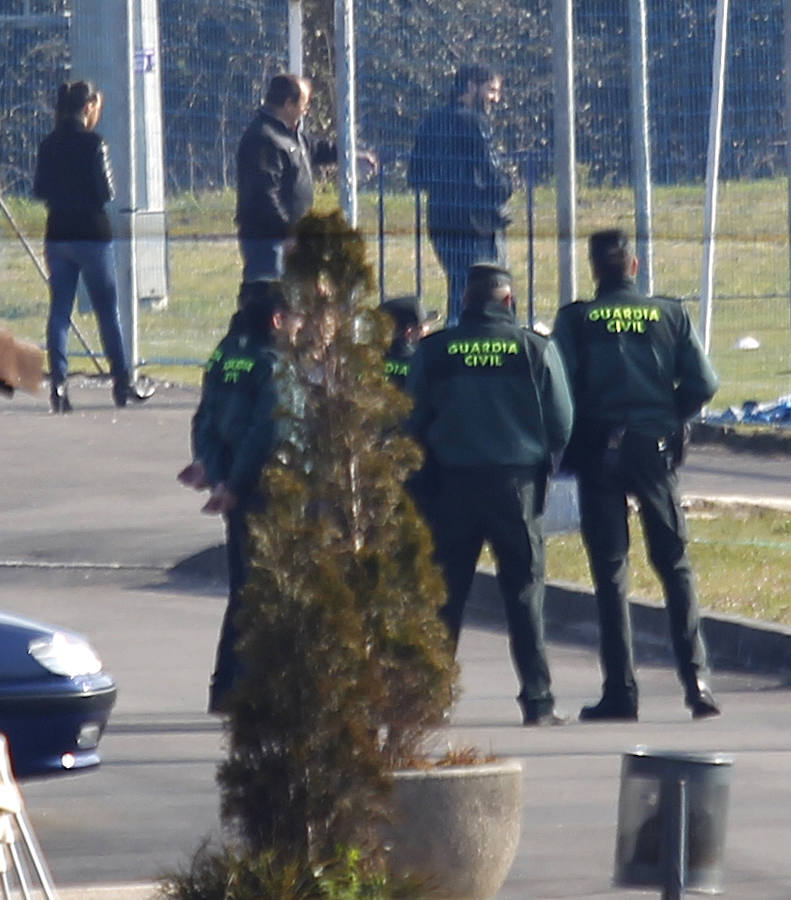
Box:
[464,262,512,307]
[452,64,496,99]
[589,229,632,285]
[265,73,305,108]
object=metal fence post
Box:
[378,162,385,303]
[552,0,577,308]
[700,0,730,355]
[334,0,358,226]
[629,0,654,297]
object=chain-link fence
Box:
[0,0,789,409]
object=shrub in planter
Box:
[160,842,424,900]
[161,209,458,896]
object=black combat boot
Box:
[686,682,721,719]
[579,693,638,722]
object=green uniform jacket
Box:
[552,281,718,437]
[406,301,573,467]
[191,312,280,499]
[384,337,416,391]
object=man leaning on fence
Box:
[408,64,513,326]
[552,228,721,723]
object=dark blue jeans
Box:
[45,240,128,384]
[239,237,284,282]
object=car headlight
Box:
[28,632,103,677]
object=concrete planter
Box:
[382,759,523,900]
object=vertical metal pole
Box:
[378,163,385,303]
[414,191,423,299]
[288,0,303,75]
[122,0,139,373]
[784,0,791,370]
[629,0,654,296]
[135,0,169,310]
[700,0,730,355]
[334,0,358,226]
[526,152,536,328]
[552,0,577,307]
[70,0,139,374]
[661,779,688,900]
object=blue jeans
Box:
[431,230,507,326]
[239,237,284,282]
[45,240,129,384]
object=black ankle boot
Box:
[579,694,638,722]
[687,683,721,719]
[50,382,72,414]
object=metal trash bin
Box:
[614,748,733,895]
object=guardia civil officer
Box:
[178,280,292,713]
[407,263,573,725]
[381,295,429,390]
[552,229,720,722]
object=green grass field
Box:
[544,499,791,626]
[1,178,790,402]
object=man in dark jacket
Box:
[179,280,292,712]
[408,65,512,326]
[406,263,573,725]
[236,74,376,282]
[235,74,336,281]
[552,229,721,722]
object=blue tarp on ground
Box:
[707,397,791,426]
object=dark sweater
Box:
[33,119,114,242]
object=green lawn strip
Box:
[2,179,791,400]
[540,499,791,626]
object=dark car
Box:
[0,611,117,779]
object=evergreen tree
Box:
[217,209,458,864]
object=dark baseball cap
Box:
[381,295,427,329]
[237,279,291,315]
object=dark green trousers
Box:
[577,430,710,705]
[430,465,554,716]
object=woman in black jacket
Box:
[34,80,131,412]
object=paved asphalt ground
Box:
[1,378,791,899]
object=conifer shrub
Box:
[162,210,458,897]
[160,842,424,900]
